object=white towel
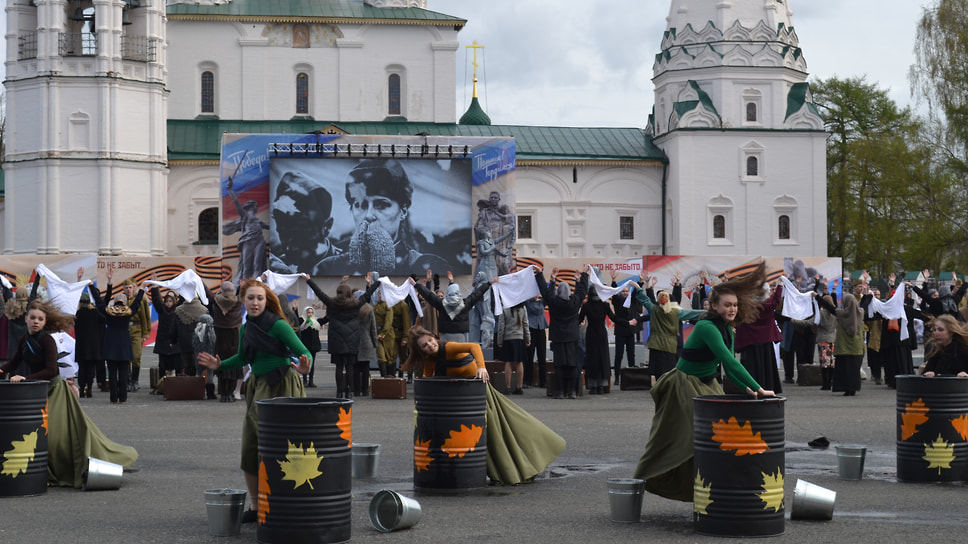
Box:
[36,264,92,316]
[868,283,909,342]
[491,266,541,314]
[145,269,209,305]
[779,276,819,324]
[261,270,300,296]
[0,275,11,289]
[52,331,77,379]
[378,277,423,318]
[586,268,632,308]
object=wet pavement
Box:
[5,352,968,543]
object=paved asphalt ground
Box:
[5,351,968,544]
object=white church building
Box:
[1,0,826,263]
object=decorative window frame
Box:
[773,195,799,245]
[294,64,313,117]
[740,141,765,182]
[707,194,734,246]
[386,65,405,117]
[742,88,763,127]
[199,63,218,116]
[516,210,536,241]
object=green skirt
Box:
[633,369,723,502]
[240,369,306,475]
[485,382,566,485]
[46,377,139,489]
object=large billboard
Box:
[220,134,516,280]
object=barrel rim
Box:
[693,394,786,404]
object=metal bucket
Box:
[606,478,645,522]
[352,443,380,479]
[836,445,867,480]
[0,380,50,497]
[204,488,247,537]
[413,378,487,491]
[896,375,968,483]
[791,479,836,520]
[257,397,353,544]
[693,395,786,537]
[368,489,422,532]
[82,457,124,491]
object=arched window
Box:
[713,215,726,239]
[198,207,219,243]
[201,71,214,113]
[296,73,309,114]
[388,74,401,115]
[746,102,757,122]
[746,156,758,176]
[778,214,790,240]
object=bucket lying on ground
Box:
[606,478,645,522]
[836,445,867,480]
[204,489,247,537]
[791,479,836,520]
[82,457,124,491]
[369,489,422,532]
[352,443,380,479]
[0,380,50,497]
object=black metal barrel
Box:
[0,380,50,498]
[256,397,353,544]
[693,395,786,537]
[896,375,968,483]
[413,378,487,491]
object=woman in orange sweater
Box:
[402,325,489,381]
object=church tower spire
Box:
[459,41,491,126]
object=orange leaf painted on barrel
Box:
[41,401,48,435]
[901,398,929,440]
[711,417,769,456]
[337,407,352,445]
[414,437,432,472]
[258,457,271,525]
[442,424,483,458]
[950,414,968,442]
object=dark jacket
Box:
[73,304,106,361]
[94,285,145,362]
[536,271,588,344]
[307,279,379,356]
[169,300,209,354]
[150,287,179,356]
[415,281,490,335]
[297,318,323,353]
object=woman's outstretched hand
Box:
[197,352,221,371]
[746,387,776,399]
[476,367,490,382]
[293,354,311,375]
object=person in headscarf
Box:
[170,296,215,399]
[207,280,244,401]
[579,284,629,394]
[816,291,867,396]
[534,265,589,399]
[305,273,379,398]
[92,272,146,405]
[413,270,492,343]
[635,273,705,381]
[150,284,181,378]
[192,314,217,361]
[632,263,774,501]
[74,291,106,398]
[468,271,495,349]
[354,301,378,396]
[297,306,323,388]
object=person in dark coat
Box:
[93,277,145,404]
[581,283,629,394]
[306,274,379,399]
[413,270,492,342]
[74,291,106,398]
[534,265,589,399]
[609,271,647,385]
[3,279,39,377]
[150,285,181,377]
[170,297,214,398]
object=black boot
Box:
[820,367,832,391]
[130,366,141,391]
[206,383,217,400]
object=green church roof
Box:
[167,119,667,163]
[166,0,466,26]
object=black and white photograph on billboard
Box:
[268,157,473,277]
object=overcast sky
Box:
[431,0,932,128]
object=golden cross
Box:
[466,41,485,91]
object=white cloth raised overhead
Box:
[868,283,909,342]
[378,277,423,317]
[587,268,632,308]
[779,276,819,324]
[145,269,209,305]
[491,266,540,314]
[36,264,92,316]
[260,270,301,296]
